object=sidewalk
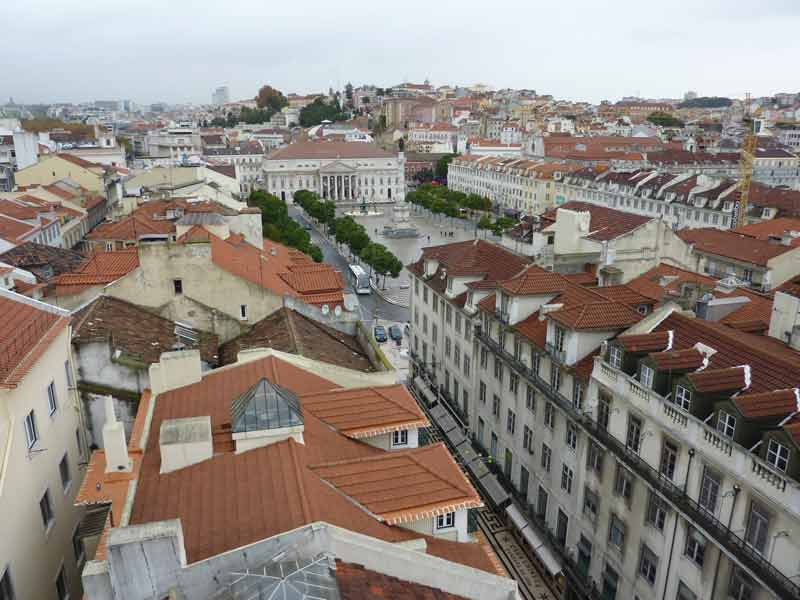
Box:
[370,279,410,308]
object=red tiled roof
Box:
[53,249,139,295]
[129,356,497,573]
[617,331,671,353]
[688,366,748,393]
[678,228,795,266]
[309,443,483,525]
[267,141,396,160]
[594,285,655,307]
[55,153,102,170]
[549,301,643,331]
[335,561,469,600]
[0,292,69,389]
[649,348,705,371]
[733,218,800,248]
[299,385,429,439]
[544,201,651,242]
[734,389,800,419]
[0,215,35,242]
[408,239,531,281]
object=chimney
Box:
[148,349,202,396]
[102,396,131,473]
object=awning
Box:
[436,410,459,434]
[521,525,545,552]
[505,504,528,531]
[466,456,491,479]
[413,377,438,406]
[477,472,510,508]
[454,439,482,466]
[444,425,467,447]
[535,544,562,576]
[428,402,448,422]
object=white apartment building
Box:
[0,290,86,600]
[143,128,202,162]
[448,154,577,215]
[409,238,800,600]
[408,123,458,153]
[263,141,405,203]
[203,141,265,194]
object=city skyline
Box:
[3,0,799,106]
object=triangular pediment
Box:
[320,160,357,173]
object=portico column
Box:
[338,175,343,201]
[351,175,355,201]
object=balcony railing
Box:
[475,329,800,600]
[545,342,567,365]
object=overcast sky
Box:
[4,0,799,106]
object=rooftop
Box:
[267,141,396,161]
[0,242,85,282]
[53,248,139,296]
[678,228,796,266]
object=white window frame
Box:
[674,385,692,411]
[47,381,58,415]
[640,365,654,389]
[391,429,408,447]
[716,411,736,439]
[24,410,38,450]
[608,345,623,368]
[435,511,455,530]
[59,452,71,493]
[766,439,789,472]
[239,304,248,320]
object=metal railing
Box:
[475,329,800,600]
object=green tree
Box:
[299,98,348,127]
[435,154,458,179]
[210,116,227,127]
[647,111,685,128]
[255,85,288,112]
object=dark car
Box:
[388,324,402,342]
[373,325,387,343]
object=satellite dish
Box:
[321,304,330,315]
[334,305,342,317]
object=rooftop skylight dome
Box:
[231,378,305,452]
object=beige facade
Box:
[15,154,106,193]
[0,297,85,600]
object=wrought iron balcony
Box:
[474,328,800,600]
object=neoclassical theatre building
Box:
[262,140,405,203]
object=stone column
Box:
[338,175,342,201]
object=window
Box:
[173,278,183,295]
[541,443,552,472]
[492,395,500,418]
[561,464,574,494]
[531,352,540,374]
[24,410,38,449]
[436,511,455,530]
[39,489,54,530]
[674,385,692,411]
[490,432,498,460]
[391,429,408,447]
[493,357,503,382]
[463,355,470,376]
[73,526,85,566]
[716,411,736,438]
[47,381,58,415]
[525,385,536,413]
[239,304,248,320]
[519,466,529,500]
[684,527,706,566]
[698,467,720,514]
[479,381,486,404]
[676,582,697,600]
[660,440,679,480]
[626,415,642,453]
[608,345,622,368]
[645,492,668,531]
[544,402,555,429]
[453,344,460,366]
[614,465,634,503]
[742,268,753,282]
[745,502,770,554]
[445,337,451,357]
[640,364,654,389]
[587,442,604,476]
[455,313,461,333]
[583,487,599,521]
[56,565,68,600]
[0,567,14,600]
[565,422,578,450]
[64,361,73,388]
[423,286,428,303]
[477,417,485,444]
[423,314,428,334]
[554,325,565,352]
[480,347,487,369]
[638,545,658,585]
[728,567,755,600]
[509,373,519,394]
[506,409,516,435]
[550,363,561,390]
[432,324,438,344]
[766,439,789,472]
[598,393,611,430]
[523,425,533,452]
[572,380,583,409]
[59,453,71,492]
[608,514,626,553]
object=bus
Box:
[349,264,372,295]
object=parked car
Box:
[373,325,387,343]
[388,324,402,342]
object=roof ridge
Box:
[287,438,314,523]
[405,443,473,497]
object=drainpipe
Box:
[661,448,695,600]
[709,484,741,600]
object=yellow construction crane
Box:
[736,93,763,228]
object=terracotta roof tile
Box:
[678,228,795,266]
[335,561,468,599]
[0,214,35,242]
[617,331,671,353]
[549,301,643,330]
[71,296,219,365]
[309,443,482,525]
[300,385,428,438]
[544,201,651,242]
[53,249,139,295]
[0,242,85,281]
[0,292,69,388]
[688,366,748,393]
[649,348,705,371]
[734,389,800,419]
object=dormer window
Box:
[716,411,736,438]
[674,385,692,411]
[554,326,565,352]
[766,439,789,472]
[608,346,623,369]
[447,277,453,292]
[639,365,654,389]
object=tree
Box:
[20,118,94,137]
[413,168,434,183]
[677,96,732,109]
[435,154,458,180]
[647,111,685,128]
[210,116,227,127]
[299,97,348,127]
[255,85,288,112]
[344,82,354,109]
